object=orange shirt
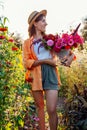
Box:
[22,37,61,91]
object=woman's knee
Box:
[36,100,44,110]
[47,106,56,115]
[32,91,44,109]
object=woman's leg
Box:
[45,90,58,130]
[32,90,45,130]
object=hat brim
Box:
[29,10,47,28]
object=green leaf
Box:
[3,17,9,26]
[0,93,3,99]
[17,116,24,127]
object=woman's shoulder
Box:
[23,36,34,45]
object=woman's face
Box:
[34,16,47,33]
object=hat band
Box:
[29,12,38,24]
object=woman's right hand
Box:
[32,57,59,68]
[44,58,58,67]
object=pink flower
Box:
[47,39,54,46]
[33,117,39,121]
[73,33,84,44]
[68,36,74,46]
[41,24,84,53]
[53,38,63,52]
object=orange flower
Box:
[25,71,33,82]
[73,55,77,60]
[12,86,16,88]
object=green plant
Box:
[0,16,34,129]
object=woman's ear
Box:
[33,22,37,27]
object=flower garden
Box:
[0,17,87,130]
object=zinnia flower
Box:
[12,47,18,51]
[68,38,74,46]
[73,33,84,44]
[47,39,54,46]
[0,27,8,31]
[8,38,14,42]
[41,25,84,53]
[0,35,5,39]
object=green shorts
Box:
[41,64,58,90]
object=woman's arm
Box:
[32,58,58,67]
[22,40,35,69]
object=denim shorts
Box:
[41,64,58,90]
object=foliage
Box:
[10,32,23,50]
[0,16,34,129]
[64,85,87,130]
[58,45,87,97]
[0,16,87,130]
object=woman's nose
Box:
[45,22,48,26]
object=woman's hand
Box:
[44,58,58,67]
[61,53,74,67]
[32,57,59,68]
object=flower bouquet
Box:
[41,23,84,66]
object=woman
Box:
[22,9,70,130]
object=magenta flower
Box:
[73,33,84,44]
[62,33,70,43]
[68,38,74,46]
[33,117,39,121]
[41,24,84,53]
[67,35,74,46]
[53,38,63,52]
[47,39,54,46]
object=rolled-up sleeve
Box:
[22,40,35,69]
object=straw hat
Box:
[28,9,47,28]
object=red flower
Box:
[73,43,78,48]
[12,47,18,51]
[6,61,12,65]
[41,24,84,53]
[0,27,8,31]
[65,46,70,50]
[43,34,55,41]
[0,35,6,39]
[25,71,33,83]
[65,45,70,49]
[26,77,33,82]
[8,38,14,42]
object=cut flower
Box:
[41,23,84,53]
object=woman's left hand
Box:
[61,53,74,67]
